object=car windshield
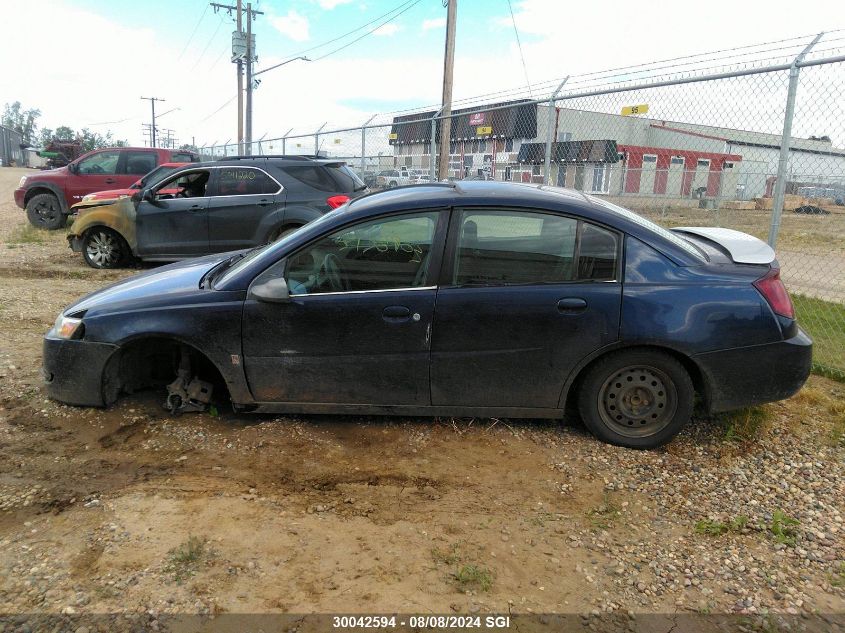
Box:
[584,195,705,260]
[213,212,340,287]
[139,165,180,189]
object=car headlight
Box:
[52,314,84,339]
[81,194,94,202]
[19,176,27,188]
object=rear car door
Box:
[207,166,284,251]
[430,208,623,409]
[242,210,447,405]
[118,150,159,188]
[66,150,122,205]
[135,168,211,258]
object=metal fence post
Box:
[543,77,569,185]
[767,33,823,247]
[361,115,376,174]
[314,122,327,155]
[430,107,444,180]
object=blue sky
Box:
[1,1,841,147]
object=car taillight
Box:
[753,267,794,319]
[326,195,350,210]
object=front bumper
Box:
[42,336,119,407]
[694,328,813,413]
[68,234,83,252]
[14,188,26,209]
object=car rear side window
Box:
[215,167,279,196]
[123,151,157,175]
[452,210,618,286]
[171,152,198,162]
[284,164,365,193]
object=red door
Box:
[66,150,124,206]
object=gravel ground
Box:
[0,167,842,629]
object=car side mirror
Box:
[68,162,78,174]
[139,188,157,204]
[252,277,290,303]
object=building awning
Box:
[517,140,619,165]
[389,99,538,145]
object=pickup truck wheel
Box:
[82,228,129,269]
[25,193,65,230]
[389,180,398,188]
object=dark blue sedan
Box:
[43,182,811,448]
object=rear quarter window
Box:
[171,152,199,163]
[284,164,364,193]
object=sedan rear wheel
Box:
[82,228,129,269]
[577,350,693,449]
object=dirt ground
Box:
[0,167,843,628]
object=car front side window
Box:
[285,212,440,296]
[153,170,211,200]
[77,151,120,175]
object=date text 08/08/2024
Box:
[332,615,512,629]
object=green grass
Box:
[164,535,209,582]
[792,294,845,381]
[830,563,845,588]
[768,511,800,546]
[694,515,749,536]
[453,564,494,592]
[587,495,621,531]
[7,224,47,245]
[720,407,771,442]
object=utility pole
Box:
[211,2,262,154]
[236,0,243,154]
[140,96,165,147]
[245,2,254,155]
[437,0,457,180]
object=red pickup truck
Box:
[15,147,199,229]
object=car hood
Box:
[64,253,235,316]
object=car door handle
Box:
[557,297,587,313]
[257,198,272,207]
[104,178,116,184]
[188,204,204,211]
[382,305,411,321]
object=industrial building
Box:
[388,99,845,203]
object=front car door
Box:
[67,150,122,205]
[430,208,623,409]
[134,168,211,258]
[206,166,284,251]
[242,210,447,405]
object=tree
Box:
[2,101,41,144]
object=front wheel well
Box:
[563,344,708,414]
[24,187,60,206]
[102,337,229,407]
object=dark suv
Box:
[67,155,369,268]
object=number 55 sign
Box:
[621,104,649,116]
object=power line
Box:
[268,0,418,62]
[505,0,532,98]
[191,14,226,71]
[199,95,237,123]
[178,3,210,61]
[310,0,424,62]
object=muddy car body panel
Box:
[44,182,812,448]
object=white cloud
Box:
[421,17,446,31]
[372,23,401,37]
[317,0,353,8]
[269,10,310,42]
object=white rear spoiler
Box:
[672,227,775,265]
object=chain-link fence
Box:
[200,35,845,380]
